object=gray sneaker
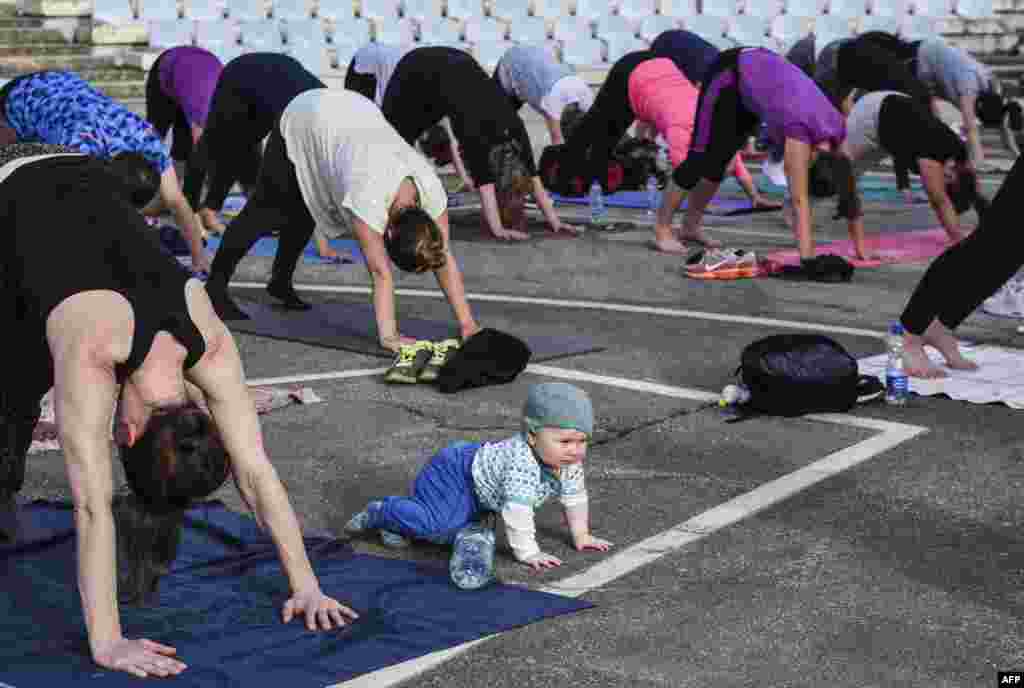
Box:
[344,501,381,534]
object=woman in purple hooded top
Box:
[666,47,860,276]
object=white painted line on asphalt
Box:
[229,283,883,339]
[247,368,388,387]
[326,366,928,688]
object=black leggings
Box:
[206,123,315,290]
[563,50,649,189]
[182,83,265,214]
[673,48,758,189]
[343,57,377,103]
[901,155,1024,335]
[826,37,930,110]
[144,52,193,163]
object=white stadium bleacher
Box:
[92,0,1007,85]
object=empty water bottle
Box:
[589,179,608,227]
[646,173,659,218]
[719,383,751,407]
[885,321,909,406]
[449,523,496,590]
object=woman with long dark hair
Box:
[0,143,357,679]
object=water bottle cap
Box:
[889,321,904,335]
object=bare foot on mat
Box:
[922,321,979,372]
[676,227,722,248]
[902,342,948,379]
[650,237,690,255]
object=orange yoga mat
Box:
[762,228,954,270]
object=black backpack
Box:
[736,334,882,417]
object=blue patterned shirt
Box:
[5,71,171,175]
[471,434,587,511]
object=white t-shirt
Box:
[279,89,447,239]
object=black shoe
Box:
[207,283,251,321]
[267,280,311,311]
[0,493,18,543]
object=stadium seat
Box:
[332,37,358,66]
[238,19,283,48]
[826,0,867,18]
[551,15,592,41]
[616,0,656,28]
[284,17,326,45]
[196,19,239,47]
[726,14,767,44]
[488,0,527,19]
[595,14,634,38]
[529,0,563,21]
[912,0,950,15]
[226,0,267,20]
[573,0,610,21]
[375,15,417,41]
[329,14,373,41]
[508,15,549,41]
[560,36,603,66]
[784,0,826,15]
[899,13,939,37]
[656,0,696,19]
[147,18,195,44]
[467,15,508,40]
[418,15,463,41]
[602,32,646,62]
[952,0,993,17]
[210,43,245,62]
[867,0,911,16]
[445,0,480,21]
[273,0,310,19]
[637,15,676,42]
[402,0,444,20]
[769,15,812,49]
[741,0,781,19]
[94,0,136,22]
[182,0,223,20]
[681,14,727,39]
[316,0,355,18]
[289,42,332,71]
[813,15,853,47]
[140,0,181,20]
[473,39,513,69]
[856,14,893,32]
[359,0,400,21]
[698,1,737,17]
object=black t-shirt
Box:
[381,47,536,187]
[878,93,966,186]
[214,52,326,133]
[1,153,205,383]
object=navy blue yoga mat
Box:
[205,235,366,266]
[0,501,592,687]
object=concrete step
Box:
[0,42,92,55]
[92,80,145,99]
[0,25,76,43]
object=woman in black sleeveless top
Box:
[0,144,358,679]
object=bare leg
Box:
[921,319,979,371]
[677,179,723,248]
[902,330,948,379]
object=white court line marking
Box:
[325,365,928,688]
[229,283,882,339]
[247,368,389,387]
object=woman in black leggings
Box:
[898,157,1019,379]
[815,32,930,114]
[183,52,323,236]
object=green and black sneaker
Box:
[418,338,461,383]
[384,341,434,383]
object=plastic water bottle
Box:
[719,383,751,407]
[589,179,608,227]
[646,172,659,218]
[449,524,496,590]
[885,321,909,406]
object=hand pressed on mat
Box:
[95,637,187,679]
[283,587,359,631]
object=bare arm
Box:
[960,95,986,168]
[431,210,481,340]
[159,167,211,273]
[530,176,581,234]
[351,217,405,350]
[919,158,964,242]
[51,344,123,662]
[443,119,474,190]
